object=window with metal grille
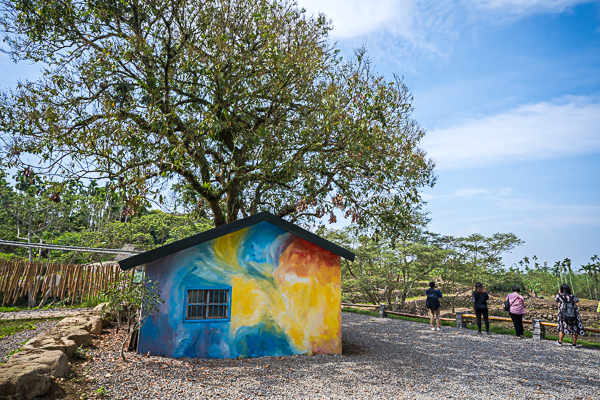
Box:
[185,288,231,321]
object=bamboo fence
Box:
[0,259,135,306]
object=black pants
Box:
[475,308,489,332]
[510,313,524,337]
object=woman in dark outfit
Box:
[473,282,490,335]
[426,281,443,331]
[555,284,585,347]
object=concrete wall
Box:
[138,221,342,359]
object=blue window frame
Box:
[185,287,231,322]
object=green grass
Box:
[341,307,600,349]
[0,317,62,340]
[0,320,37,340]
[0,306,22,313]
[0,296,106,313]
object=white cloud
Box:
[422,96,600,169]
[470,0,596,15]
[297,0,597,64]
[422,187,512,200]
[298,0,408,39]
[298,0,460,64]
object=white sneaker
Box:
[431,327,436,331]
[437,327,442,331]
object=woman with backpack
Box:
[505,286,526,339]
[555,284,585,347]
[426,281,443,331]
[473,282,490,335]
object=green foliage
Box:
[105,278,164,361]
[50,210,212,264]
[329,219,524,307]
[0,169,212,265]
[0,0,435,229]
[494,255,600,300]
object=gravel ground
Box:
[77,312,600,400]
[0,308,93,320]
[0,320,59,363]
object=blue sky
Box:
[299,0,600,268]
[0,0,598,269]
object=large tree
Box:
[0,0,435,227]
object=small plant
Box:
[73,346,89,360]
[93,387,107,397]
[70,372,82,383]
[105,278,163,361]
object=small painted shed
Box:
[118,212,355,359]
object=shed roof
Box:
[118,211,355,270]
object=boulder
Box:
[93,302,110,314]
[7,350,69,377]
[56,314,103,334]
[0,363,52,400]
[22,334,78,356]
[52,328,92,347]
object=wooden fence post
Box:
[456,312,467,328]
[379,304,387,318]
[532,319,546,340]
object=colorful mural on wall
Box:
[138,221,342,359]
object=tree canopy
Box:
[0,0,435,227]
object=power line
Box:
[0,239,142,256]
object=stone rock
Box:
[7,349,69,377]
[56,314,103,334]
[93,302,112,325]
[22,334,78,356]
[93,302,110,313]
[53,328,92,347]
[0,363,52,400]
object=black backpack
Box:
[560,295,577,321]
[426,290,440,309]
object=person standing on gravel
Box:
[506,286,526,339]
[473,282,490,335]
[555,284,585,347]
[426,281,443,331]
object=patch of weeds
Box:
[93,387,108,397]
[0,317,61,339]
[72,346,90,361]
[0,320,36,339]
[4,339,28,359]
[70,372,83,384]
